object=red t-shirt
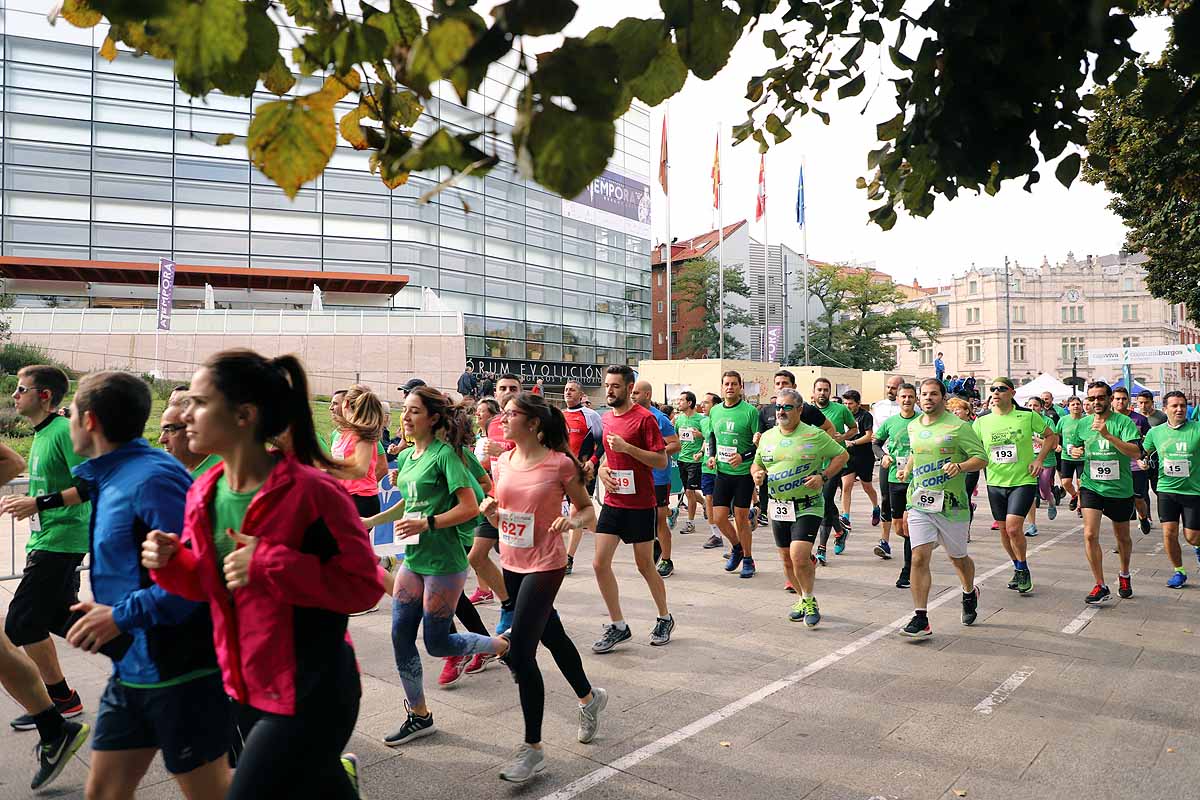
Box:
[602,404,665,510]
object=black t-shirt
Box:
[759,400,826,432]
[848,408,874,455]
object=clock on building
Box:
[1065,289,1081,302]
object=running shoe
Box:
[1007,569,1020,591]
[656,558,674,578]
[384,702,435,746]
[833,529,848,555]
[840,513,853,532]
[901,614,931,637]
[1053,485,1065,504]
[802,597,821,628]
[577,687,608,743]
[990,520,1000,531]
[468,587,494,605]
[896,575,910,589]
[1118,573,1133,599]
[667,505,680,529]
[739,557,756,579]
[30,720,89,791]
[499,743,546,783]
[873,540,892,559]
[438,655,469,687]
[724,545,744,572]
[1085,583,1111,604]
[681,520,696,534]
[465,653,495,674]
[649,615,675,646]
[1025,524,1039,537]
[1016,569,1032,594]
[340,753,361,798]
[757,509,770,527]
[11,691,83,732]
[871,506,881,527]
[788,599,805,622]
[785,581,796,593]
[1167,571,1188,589]
[592,623,632,653]
[1069,497,1078,512]
[703,533,723,549]
[815,548,827,566]
[961,587,980,626]
[1140,517,1151,535]
[1047,502,1057,521]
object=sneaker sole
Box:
[592,636,631,654]
[470,597,495,605]
[900,628,931,638]
[499,759,547,783]
[438,668,469,688]
[384,726,435,747]
[1084,595,1112,604]
[33,722,90,791]
[872,546,891,559]
[650,628,674,646]
[465,656,495,675]
[805,617,820,628]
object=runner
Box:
[470,398,504,586]
[1058,396,1087,517]
[64,371,231,800]
[1064,381,1143,603]
[973,378,1056,594]
[327,384,386,519]
[873,384,919,588]
[811,378,859,562]
[1022,396,1061,536]
[839,389,881,534]
[477,392,608,782]
[159,402,221,478]
[699,392,723,550]
[562,380,603,576]
[709,371,764,578]
[471,373,522,633]
[0,365,89,734]
[755,371,836,532]
[898,379,988,637]
[1112,386,1154,535]
[1140,391,1200,588]
[629,383,680,577]
[446,431,496,684]
[674,391,706,536]
[592,365,674,652]
[946,397,980,534]
[871,376,904,559]
[1137,390,1168,499]
[752,389,848,626]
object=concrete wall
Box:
[636,358,782,404]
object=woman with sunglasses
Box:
[479,392,607,782]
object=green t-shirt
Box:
[874,412,918,484]
[754,424,846,517]
[455,450,487,547]
[1143,421,1200,496]
[906,411,987,521]
[971,407,1049,487]
[394,439,474,575]
[26,416,90,554]
[1065,412,1140,498]
[708,400,759,476]
[211,473,257,563]
[675,412,706,463]
[1037,414,1059,468]
[816,401,856,434]
[1057,415,1087,462]
[190,453,223,480]
[699,415,716,476]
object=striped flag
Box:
[755,155,766,221]
[711,134,720,209]
[658,117,668,195]
[796,166,806,227]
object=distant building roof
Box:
[651,220,748,266]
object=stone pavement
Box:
[3,507,1200,800]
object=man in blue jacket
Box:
[64,371,231,800]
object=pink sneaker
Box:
[465,653,495,674]
[468,587,494,605]
[438,655,469,687]
[990,520,1000,531]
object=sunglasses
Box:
[989,386,1010,393]
[161,424,187,434]
[776,404,797,412]
[13,385,37,395]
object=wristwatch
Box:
[426,514,437,532]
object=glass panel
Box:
[7,191,90,221]
[526,229,561,251]
[485,338,523,358]
[562,345,594,363]
[325,192,389,217]
[6,113,91,145]
[176,156,249,183]
[325,213,387,238]
[252,185,317,212]
[485,237,523,261]
[92,223,172,251]
[95,72,174,105]
[7,37,92,70]
[175,203,249,230]
[441,228,482,253]
[439,270,478,295]
[464,315,484,336]
[393,199,439,223]
[176,180,249,206]
[438,292,486,315]
[439,205,485,234]
[466,335,485,356]
[485,176,525,204]
[485,257,524,282]
[251,232,320,258]
[4,218,89,246]
[96,97,173,128]
[393,241,439,265]
[7,87,90,120]
[251,209,320,235]
[4,242,89,260]
[525,322,562,343]
[485,217,524,242]
[324,237,388,262]
[525,303,562,324]
[324,170,389,195]
[440,249,482,273]
[4,165,89,195]
[174,228,249,254]
[96,122,172,153]
[393,219,439,244]
[525,284,561,306]
[526,189,562,213]
[486,278,525,301]
[7,140,91,171]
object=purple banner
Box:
[156,258,176,331]
[766,325,783,363]
[571,169,651,227]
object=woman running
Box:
[366,387,509,746]
[328,384,385,519]
[1058,396,1086,518]
[479,391,607,782]
[468,398,502,603]
[141,349,387,799]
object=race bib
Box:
[28,513,41,533]
[679,428,696,443]
[1032,442,1042,455]
[717,445,737,464]
[990,445,1017,464]
[913,487,944,513]
[1090,460,1119,481]
[1163,458,1191,478]
[610,469,636,494]
[768,499,796,522]
[399,511,423,545]
[498,509,535,549]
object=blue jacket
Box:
[73,439,217,685]
[649,406,676,486]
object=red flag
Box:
[711,134,720,210]
[659,118,668,195]
[755,155,766,221]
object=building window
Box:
[966,339,982,363]
[1123,277,1134,291]
[671,330,679,348]
[1013,306,1025,323]
[966,307,981,324]
[967,280,978,295]
[1122,336,1140,348]
[1012,279,1022,293]
[937,304,950,327]
[918,345,933,366]
[1061,305,1085,323]
[657,272,663,287]
[1122,303,1139,321]
[670,303,678,324]
[657,300,663,313]
[657,332,663,345]
[1013,337,1026,362]
[1172,305,1179,325]
[1061,336,1086,361]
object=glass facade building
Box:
[0,2,654,374]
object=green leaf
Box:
[167,0,247,96]
[674,0,742,80]
[262,57,296,96]
[763,29,786,59]
[401,127,495,174]
[89,0,170,25]
[534,39,622,118]
[629,37,687,106]
[876,111,903,140]
[1086,153,1110,172]
[1112,62,1138,97]
[868,203,897,230]
[494,0,577,36]
[765,112,791,144]
[1080,92,1100,111]
[840,35,865,68]
[604,18,667,80]
[660,0,693,28]
[247,98,337,199]
[838,72,865,98]
[407,18,475,96]
[1139,68,1180,118]
[525,104,615,198]
[861,19,883,44]
[213,4,279,98]
[365,0,421,47]
[215,132,236,146]
[282,0,330,28]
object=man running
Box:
[631,381,680,577]
[1065,381,1143,603]
[673,391,705,535]
[1113,386,1154,535]
[709,371,765,578]
[562,380,603,575]
[874,384,919,587]
[811,378,858,561]
[839,389,880,532]
[871,376,904,559]
[699,393,722,550]
[752,389,848,627]
[899,379,987,637]
[755,371,835,529]
[1136,390,1168,500]
[1058,396,1087,517]
[159,402,222,479]
[592,366,673,652]
[1022,396,1061,536]
[472,373,522,632]
[973,378,1056,594]
[1141,391,1200,588]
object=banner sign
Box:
[1087,344,1200,366]
[156,258,176,331]
[563,170,651,238]
[466,357,605,387]
[766,324,784,363]
[372,471,407,555]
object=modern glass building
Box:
[0,2,654,385]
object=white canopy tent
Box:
[1014,373,1077,404]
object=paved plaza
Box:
[2,508,1199,800]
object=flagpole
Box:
[762,155,770,363]
[801,156,810,366]
[717,125,725,361]
[664,110,672,361]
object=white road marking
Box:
[536,525,1083,800]
[1062,566,1141,634]
[973,666,1035,715]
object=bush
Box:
[0,343,68,376]
[141,373,178,403]
[0,407,31,438]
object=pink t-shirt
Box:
[333,430,378,497]
[494,450,578,573]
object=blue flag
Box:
[795,167,806,227]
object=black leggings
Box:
[228,643,360,800]
[502,568,592,744]
[453,544,490,636]
[818,473,842,547]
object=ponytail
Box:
[410,387,472,458]
[511,391,585,482]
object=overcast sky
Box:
[499,2,1170,288]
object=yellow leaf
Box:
[339,105,369,150]
[719,741,731,747]
[262,57,296,96]
[215,133,236,146]
[306,69,361,109]
[953,790,967,797]
[380,170,409,190]
[247,99,336,199]
[98,34,118,62]
[62,0,101,28]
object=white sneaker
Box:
[499,743,546,782]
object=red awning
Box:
[0,256,408,294]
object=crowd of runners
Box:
[1,357,1199,794]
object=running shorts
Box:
[887,481,908,517]
[1060,459,1084,480]
[713,473,755,509]
[1158,492,1200,529]
[678,461,702,490]
[4,550,84,647]
[595,504,656,545]
[986,484,1038,520]
[475,518,500,540]
[906,509,970,558]
[701,473,715,497]
[841,450,875,481]
[654,484,670,508]
[1132,470,1151,502]
[770,513,822,547]
[1079,487,1135,522]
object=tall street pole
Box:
[1004,255,1012,378]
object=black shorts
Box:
[654,484,670,508]
[887,481,908,516]
[987,484,1038,520]
[1132,470,1151,501]
[1158,492,1200,528]
[595,504,657,544]
[713,473,755,509]
[351,493,380,518]
[771,513,822,547]
[475,518,499,540]
[1079,487,1136,522]
[1060,460,1084,480]
[678,461,702,490]
[4,550,84,647]
[93,671,233,774]
[878,465,892,521]
[841,449,875,480]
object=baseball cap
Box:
[398,378,427,393]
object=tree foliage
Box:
[787,262,939,370]
[672,258,755,359]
